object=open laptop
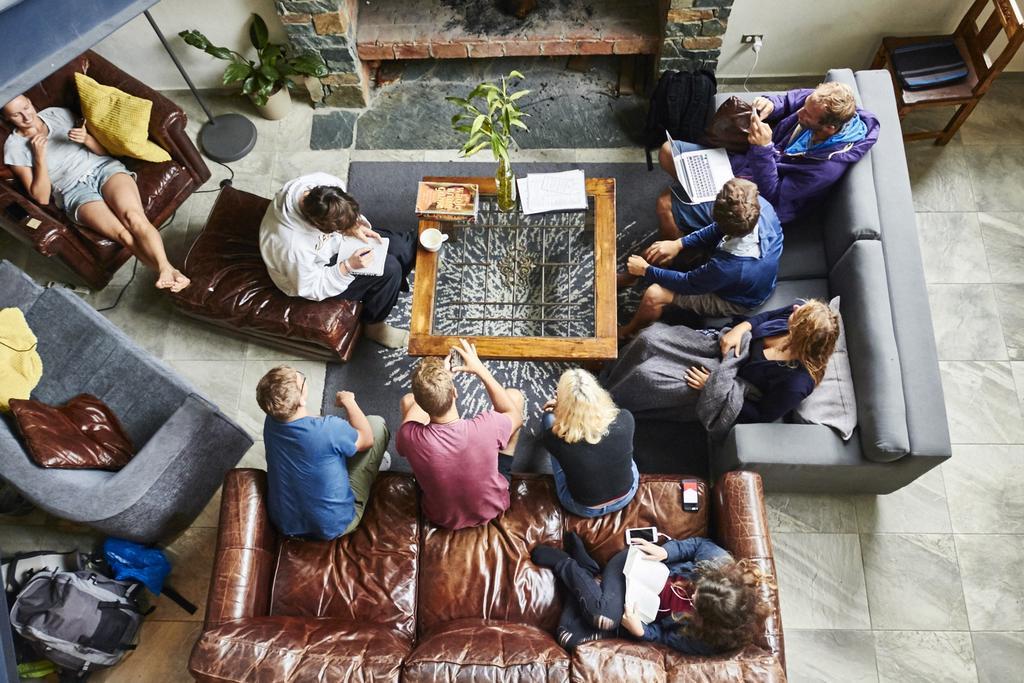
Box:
[665,131,734,204]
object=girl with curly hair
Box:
[531,533,774,654]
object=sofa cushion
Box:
[188,617,408,683]
[776,213,828,280]
[403,619,570,683]
[820,154,881,269]
[416,475,564,637]
[572,640,786,683]
[830,240,909,462]
[10,394,134,470]
[270,473,419,642]
[24,286,191,447]
[172,186,362,361]
[565,475,709,566]
[74,73,171,163]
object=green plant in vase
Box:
[447,71,530,212]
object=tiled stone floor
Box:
[2,73,1024,682]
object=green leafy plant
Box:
[179,14,328,107]
[446,70,531,165]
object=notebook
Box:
[623,545,671,624]
[348,237,390,277]
[665,131,734,204]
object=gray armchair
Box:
[0,260,253,542]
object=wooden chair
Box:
[871,0,1024,145]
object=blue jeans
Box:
[542,413,640,518]
[668,140,715,232]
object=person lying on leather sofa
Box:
[2,94,189,291]
[533,532,774,656]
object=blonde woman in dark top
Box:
[542,369,638,518]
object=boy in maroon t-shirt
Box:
[397,338,524,529]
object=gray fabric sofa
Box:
[0,260,254,541]
[709,69,951,494]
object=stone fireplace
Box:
[273,0,734,108]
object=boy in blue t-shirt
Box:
[257,366,390,540]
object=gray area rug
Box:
[322,161,709,477]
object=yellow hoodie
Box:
[0,308,42,411]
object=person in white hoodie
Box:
[260,172,415,348]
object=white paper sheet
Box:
[518,170,587,215]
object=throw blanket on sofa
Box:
[0,307,42,412]
[601,323,753,438]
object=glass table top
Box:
[431,195,596,338]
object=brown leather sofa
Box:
[189,469,786,682]
[171,185,362,362]
[0,51,210,290]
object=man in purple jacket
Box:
[656,81,880,236]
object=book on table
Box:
[623,545,670,625]
[415,181,480,222]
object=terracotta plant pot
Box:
[252,87,291,120]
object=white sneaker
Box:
[378,451,392,472]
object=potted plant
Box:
[179,14,328,120]
[447,71,530,212]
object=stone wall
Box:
[659,0,734,73]
[273,0,368,107]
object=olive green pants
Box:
[340,415,390,536]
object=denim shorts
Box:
[60,158,135,223]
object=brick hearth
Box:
[356,0,662,61]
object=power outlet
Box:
[741,34,764,44]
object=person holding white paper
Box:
[530,534,774,654]
[260,172,416,348]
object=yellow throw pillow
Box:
[74,72,171,163]
[0,307,43,412]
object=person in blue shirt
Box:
[618,178,783,341]
[531,534,774,655]
[256,366,391,540]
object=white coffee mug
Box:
[419,228,449,252]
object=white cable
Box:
[743,40,762,92]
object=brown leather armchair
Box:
[189,469,786,682]
[0,50,210,290]
[171,185,363,362]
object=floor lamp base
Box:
[199,113,257,164]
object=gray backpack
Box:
[9,569,145,674]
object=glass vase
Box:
[496,157,517,212]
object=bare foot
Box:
[169,270,191,293]
[155,270,176,290]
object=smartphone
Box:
[446,348,459,372]
[5,203,29,222]
[682,479,700,512]
[625,526,657,545]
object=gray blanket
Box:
[601,323,753,440]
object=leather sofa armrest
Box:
[203,468,279,628]
[712,471,786,673]
[0,184,77,253]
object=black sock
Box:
[531,545,570,569]
[564,532,600,575]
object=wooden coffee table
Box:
[409,175,617,361]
